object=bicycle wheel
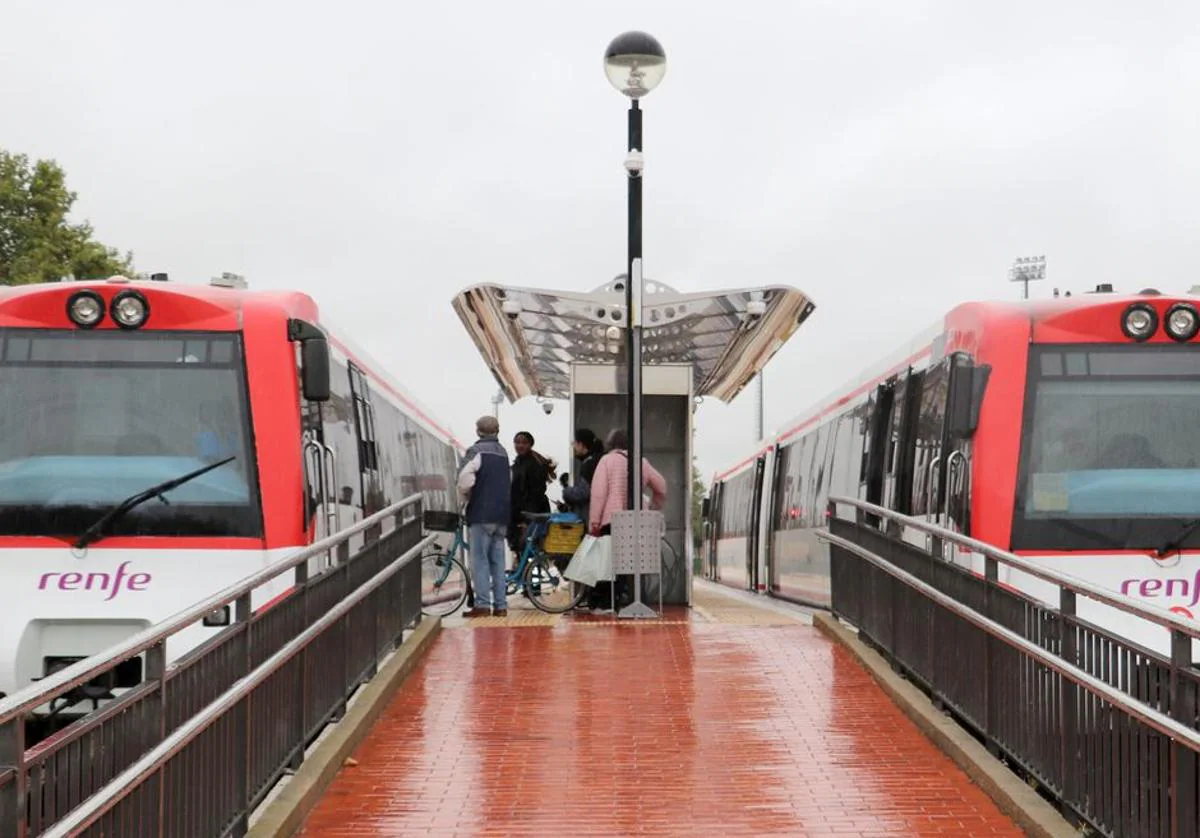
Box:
[524,553,586,614]
[660,536,679,583]
[420,552,470,617]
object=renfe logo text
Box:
[1121,569,1200,618]
[38,561,151,601]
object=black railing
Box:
[0,494,431,838]
[822,497,1200,838]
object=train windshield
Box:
[1014,344,1200,551]
[0,329,262,539]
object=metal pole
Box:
[620,98,658,619]
[754,370,764,441]
[626,100,643,514]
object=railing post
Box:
[144,640,167,837]
[332,556,350,723]
[290,560,310,772]
[983,556,1000,757]
[0,716,26,838]
[1058,588,1077,821]
[1170,629,1197,838]
[233,592,253,837]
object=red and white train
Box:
[703,286,1200,656]
[0,274,460,710]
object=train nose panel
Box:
[16,619,150,707]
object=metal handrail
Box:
[827,495,1200,641]
[0,492,425,724]
[819,529,1200,754]
[41,531,434,837]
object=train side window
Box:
[859,388,878,484]
[771,446,791,530]
[886,372,909,477]
[911,361,951,516]
[826,413,859,506]
[862,382,894,506]
[806,422,833,526]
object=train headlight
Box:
[110,290,150,329]
[67,291,105,329]
[1121,303,1157,342]
[1165,303,1200,342]
[202,606,230,627]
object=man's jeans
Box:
[469,522,508,611]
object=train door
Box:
[910,359,950,534]
[860,381,895,524]
[941,353,991,540]
[882,370,912,516]
[291,319,339,570]
[708,481,723,580]
[348,363,382,527]
[747,456,766,590]
[301,400,330,541]
[764,448,786,593]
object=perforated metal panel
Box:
[611,510,663,574]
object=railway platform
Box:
[290,582,1024,837]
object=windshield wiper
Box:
[73,456,236,550]
[1156,518,1200,558]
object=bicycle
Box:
[419,509,588,615]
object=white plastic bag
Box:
[564,534,613,586]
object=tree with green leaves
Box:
[0,150,133,286]
[691,463,706,549]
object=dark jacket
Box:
[562,452,600,521]
[457,436,511,525]
[510,452,551,524]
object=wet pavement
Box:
[296,583,1022,836]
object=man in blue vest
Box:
[456,415,512,617]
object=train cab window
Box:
[1013,345,1200,551]
[0,330,262,538]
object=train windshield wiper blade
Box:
[1156,518,1200,558]
[73,456,237,551]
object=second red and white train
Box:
[703,286,1200,656]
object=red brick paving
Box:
[297,614,1023,836]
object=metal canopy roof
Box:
[451,277,816,403]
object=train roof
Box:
[0,276,463,451]
[710,287,1200,484]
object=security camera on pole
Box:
[605,30,666,619]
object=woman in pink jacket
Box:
[588,428,668,535]
[586,428,668,609]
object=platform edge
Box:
[813,612,1078,838]
[245,615,442,838]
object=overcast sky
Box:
[5,1,1200,484]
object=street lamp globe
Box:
[604,31,667,98]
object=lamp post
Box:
[604,31,666,518]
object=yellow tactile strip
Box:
[690,586,808,626]
[441,584,806,628]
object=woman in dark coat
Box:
[509,431,555,554]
